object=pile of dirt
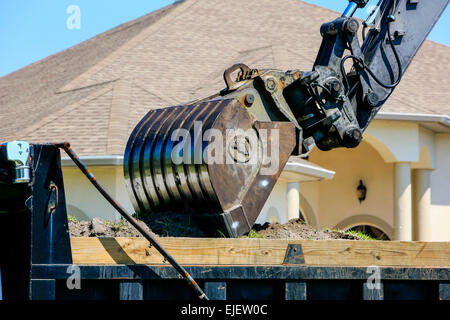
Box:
[69,211,208,238]
[253,219,361,240]
[69,215,361,240]
[68,217,155,238]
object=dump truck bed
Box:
[29,237,450,300]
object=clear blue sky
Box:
[0,0,448,77]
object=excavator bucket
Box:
[124,95,296,237]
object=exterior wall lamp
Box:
[357,180,367,203]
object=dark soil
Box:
[68,217,155,238]
[253,219,361,240]
[69,215,362,240]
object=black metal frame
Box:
[0,144,72,300]
[30,264,450,300]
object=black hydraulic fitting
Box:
[327,79,342,99]
[343,127,362,148]
[365,91,380,108]
[344,18,359,34]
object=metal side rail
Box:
[29,264,450,300]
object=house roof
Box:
[1,0,449,156]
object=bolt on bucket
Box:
[124,96,295,237]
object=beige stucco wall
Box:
[430,134,450,240]
[256,178,289,225]
[364,120,420,163]
[305,140,395,237]
[255,178,321,227]
[299,124,450,241]
[62,165,133,220]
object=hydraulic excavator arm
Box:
[124,0,448,237]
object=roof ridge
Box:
[238,44,273,54]
[422,38,450,49]
[386,94,438,114]
[132,81,179,105]
[59,0,196,93]
[106,79,132,154]
[19,84,114,140]
[56,79,118,94]
[300,0,340,16]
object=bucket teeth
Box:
[124,97,296,237]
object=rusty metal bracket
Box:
[223,63,258,91]
[47,183,58,215]
[283,244,305,265]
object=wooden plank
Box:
[301,240,450,267]
[70,237,290,265]
[70,237,450,267]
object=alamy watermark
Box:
[366,265,381,290]
[66,5,81,30]
[169,121,280,175]
[66,265,81,290]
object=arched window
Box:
[347,225,390,240]
[335,215,393,240]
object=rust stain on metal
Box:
[283,244,306,265]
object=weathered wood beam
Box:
[70,237,450,267]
